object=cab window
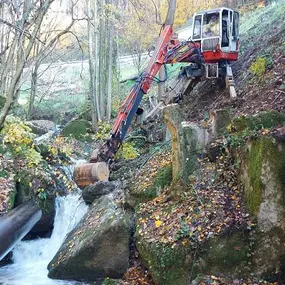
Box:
[193,15,202,39]
[233,12,239,40]
[203,13,220,38]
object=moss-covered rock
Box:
[136,230,251,285]
[231,110,285,133]
[239,135,285,278]
[199,231,251,276]
[61,119,92,141]
[48,193,131,282]
[136,239,192,285]
[242,136,285,225]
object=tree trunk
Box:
[165,0,177,25]
[28,63,39,119]
[106,21,114,121]
[98,0,106,119]
[88,0,100,131]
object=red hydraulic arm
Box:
[95,27,202,163]
[96,24,174,162]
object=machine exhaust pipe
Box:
[0,200,42,261]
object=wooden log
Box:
[74,162,110,188]
[0,201,42,260]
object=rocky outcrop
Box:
[241,135,285,277]
[163,104,209,183]
[211,109,232,138]
[48,192,131,282]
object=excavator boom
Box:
[96,25,175,163]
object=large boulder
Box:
[48,192,131,282]
[61,119,91,141]
[136,230,250,285]
[27,120,56,135]
[82,181,117,204]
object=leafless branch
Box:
[149,0,162,25]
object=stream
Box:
[0,194,88,285]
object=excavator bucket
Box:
[74,161,109,188]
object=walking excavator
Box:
[74,6,240,187]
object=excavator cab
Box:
[192,7,239,63]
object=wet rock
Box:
[15,183,55,238]
[48,192,131,282]
[82,181,117,204]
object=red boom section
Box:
[111,25,174,138]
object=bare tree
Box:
[27,0,85,119]
[0,0,56,128]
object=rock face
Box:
[163,104,209,183]
[211,109,232,138]
[241,135,285,276]
[82,181,117,204]
[48,193,131,282]
[136,231,250,285]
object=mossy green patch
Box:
[136,231,251,284]
[231,111,285,133]
[136,238,191,285]
[102,278,119,285]
[62,120,91,141]
[201,231,251,276]
[245,136,285,216]
[0,96,6,109]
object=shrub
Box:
[1,116,42,167]
[96,121,112,140]
[249,57,267,77]
[115,142,139,160]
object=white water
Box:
[0,194,88,285]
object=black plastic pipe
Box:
[0,201,42,260]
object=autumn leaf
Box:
[155,220,162,227]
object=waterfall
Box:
[0,194,88,285]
